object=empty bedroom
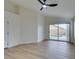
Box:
[4,0,75,59]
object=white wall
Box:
[37,14,45,42]
[19,7,45,43]
[19,7,38,44]
[5,0,19,14]
[4,0,45,48]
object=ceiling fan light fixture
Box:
[43,5,47,8]
[38,0,58,11]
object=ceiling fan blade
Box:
[40,7,43,11]
[47,4,58,7]
[43,0,46,2]
[38,0,44,5]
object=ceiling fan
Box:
[38,0,58,11]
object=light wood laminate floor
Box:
[4,41,75,59]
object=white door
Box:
[4,15,9,48]
[4,11,20,48]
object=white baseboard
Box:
[20,41,37,45]
[7,42,20,48]
[5,40,41,48]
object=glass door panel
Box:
[49,24,58,40]
[59,24,69,41]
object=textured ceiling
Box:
[7,0,75,18]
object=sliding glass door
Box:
[49,24,69,41]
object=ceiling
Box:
[7,0,75,18]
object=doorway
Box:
[49,24,70,42]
